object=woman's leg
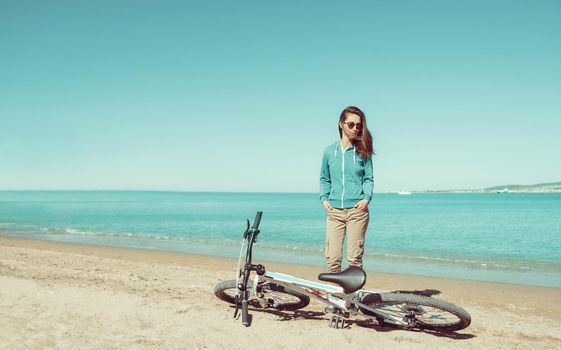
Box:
[346,207,369,269]
[325,209,346,273]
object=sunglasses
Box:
[343,122,362,130]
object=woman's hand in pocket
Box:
[354,199,369,211]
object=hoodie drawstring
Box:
[336,142,357,163]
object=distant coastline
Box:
[389,181,561,194]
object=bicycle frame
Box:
[256,271,412,327]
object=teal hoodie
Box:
[319,141,374,208]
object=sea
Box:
[1,191,560,288]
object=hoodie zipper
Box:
[341,145,345,208]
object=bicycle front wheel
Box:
[360,292,471,332]
[214,280,310,311]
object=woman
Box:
[319,106,374,273]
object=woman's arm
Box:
[319,149,331,202]
[362,156,374,202]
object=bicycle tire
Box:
[360,292,471,331]
[214,279,310,311]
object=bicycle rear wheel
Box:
[214,280,310,311]
[360,292,471,331]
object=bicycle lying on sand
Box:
[214,212,471,331]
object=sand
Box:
[1,235,560,349]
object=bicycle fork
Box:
[236,263,265,327]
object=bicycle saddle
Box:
[318,266,367,294]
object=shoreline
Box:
[1,235,560,349]
[2,233,559,289]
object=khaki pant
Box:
[324,207,369,273]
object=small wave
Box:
[35,227,177,242]
[359,250,561,272]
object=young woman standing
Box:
[319,106,374,273]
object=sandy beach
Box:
[1,236,560,349]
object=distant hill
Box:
[414,181,561,193]
[484,181,561,192]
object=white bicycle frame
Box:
[259,271,349,309]
[252,270,409,327]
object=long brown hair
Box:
[338,106,374,158]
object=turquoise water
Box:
[1,191,560,288]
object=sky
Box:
[1,0,560,192]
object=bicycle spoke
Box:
[414,305,461,325]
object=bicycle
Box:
[214,212,471,331]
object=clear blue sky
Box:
[1,0,560,192]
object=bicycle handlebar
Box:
[251,211,263,231]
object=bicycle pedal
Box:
[329,315,345,329]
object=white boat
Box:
[397,191,412,195]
